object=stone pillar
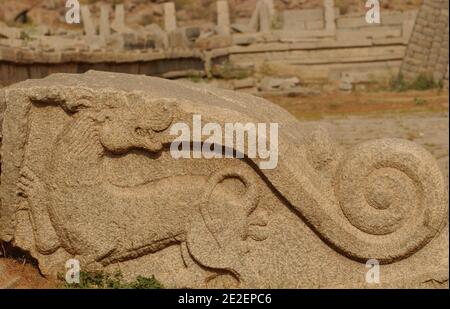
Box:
[263,0,275,18]
[249,0,274,33]
[259,1,271,33]
[324,0,336,32]
[99,4,110,39]
[164,2,177,33]
[249,1,261,32]
[217,0,230,35]
[112,4,127,33]
[80,5,96,37]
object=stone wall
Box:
[229,7,416,89]
[400,0,449,83]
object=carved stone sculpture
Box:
[0,71,448,288]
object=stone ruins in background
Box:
[1,0,448,93]
[400,0,449,88]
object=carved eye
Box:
[150,103,173,132]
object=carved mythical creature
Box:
[1,71,447,288]
[17,90,268,284]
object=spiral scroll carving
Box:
[334,138,448,263]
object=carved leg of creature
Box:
[17,167,60,255]
[187,167,268,287]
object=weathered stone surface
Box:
[0,71,448,288]
[306,20,325,30]
[232,77,256,89]
[337,27,402,40]
[324,0,336,32]
[283,8,324,32]
[233,33,258,46]
[258,76,300,91]
[0,22,23,39]
[231,23,251,34]
[196,34,233,50]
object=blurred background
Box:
[0,0,424,29]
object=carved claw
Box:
[17,166,38,198]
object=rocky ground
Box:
[0,88,448,288]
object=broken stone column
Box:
[259,1,271,33]
[99,4,111,39]
[263,0,275,18]
[216,0,230,36]
[111,4,131,33]
[249,0,273,33]
[324,0,336,32]
[248,1,261,32]
[164,2,177,33]
[0,71,448,288]
[80,5,96,37]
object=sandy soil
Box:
[0,245,57,288]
